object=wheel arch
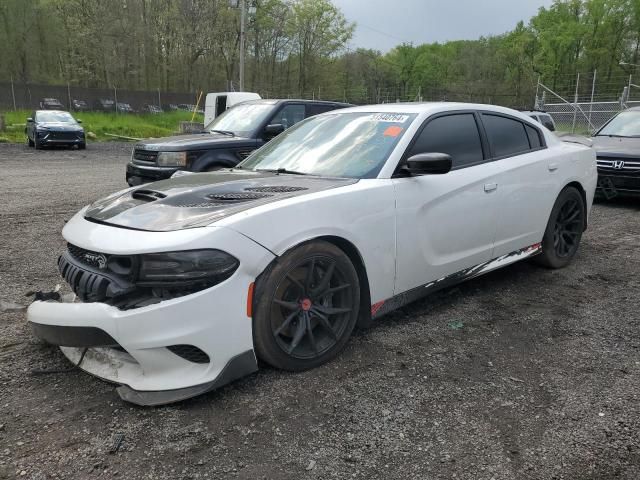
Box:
[315,235,373,329]
[563,180,588,231]
[191,150,239,171]
[258,235,374,330]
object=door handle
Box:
[484,183,498,192]
[548,163,559,172]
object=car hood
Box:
[84,170,358,232]
[591,136,640,157]
[39,122,83,131]
[135,133,256,151]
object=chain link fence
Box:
[0,81,198,112]
[535,71,640,133]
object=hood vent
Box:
[245,186,308,193]
[207,192,272,202]
[131,189,167,202]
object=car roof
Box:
[336,102,534,117]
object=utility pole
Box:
[239,0,246,92]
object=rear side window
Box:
[409,113,484,168]
[525,124,542,149]
[482,114,531,158]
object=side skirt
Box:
[371,243,542,319]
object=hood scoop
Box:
[131,189,167,202]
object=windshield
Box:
[597,110,640,137]
[205,102,274,136]
[239,112,416,179]
[36,111,76,123]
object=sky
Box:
[331,0,556,52]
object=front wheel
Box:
[535,186,585,269]
[253,241,360,371]
[27,136,34,147]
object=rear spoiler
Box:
[556,133,593,147]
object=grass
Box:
[0,109,204,143]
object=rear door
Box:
[480,113,558,257]
[392,112,502,294]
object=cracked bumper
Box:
[27,215,275,405]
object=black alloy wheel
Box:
[253,241,360,371]
[536,186,585,269]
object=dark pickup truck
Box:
[126,99,350,186]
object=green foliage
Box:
[1,0,639,108]
[0,110,204,143]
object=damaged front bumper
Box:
[27,212,276,405]
[28,284,258,406]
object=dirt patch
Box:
[1,143,639,479]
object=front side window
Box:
[596,110,640,137]
[482,114,531,158]
[269,104,306,129]
[409,113,484,168]
[240,112,416,179]
[205,102,275,136]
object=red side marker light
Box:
[247,282,255,318]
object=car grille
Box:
[132,149,159,166]
[59,254,115,302]
[597,158,640,172]
[59,245,135,303]
[47,131,79,141]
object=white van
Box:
[204,92,261,126]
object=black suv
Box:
[126,99,350,186]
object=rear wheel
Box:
[535,186,585,269]
[253,241,360,371]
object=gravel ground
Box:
[0,142,639,480]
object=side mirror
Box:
[543,121,555,131]
[76,119,82,123]
[264,123,285,136]
[404,152,452,175]
[26,118,34,123]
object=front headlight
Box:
[137,249,239,286]
[157,151,188,167]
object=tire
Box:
[253,240,360,371]
[34,136,42,150]
[535,186,585,269]
[27,136,34,147]
[78,142,86,150]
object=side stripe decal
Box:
[371,243,542,319]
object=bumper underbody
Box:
[126,163,176,185]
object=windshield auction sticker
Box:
[371,113,410,123]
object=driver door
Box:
[392,112,501,294]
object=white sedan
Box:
[28,103,597,405]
